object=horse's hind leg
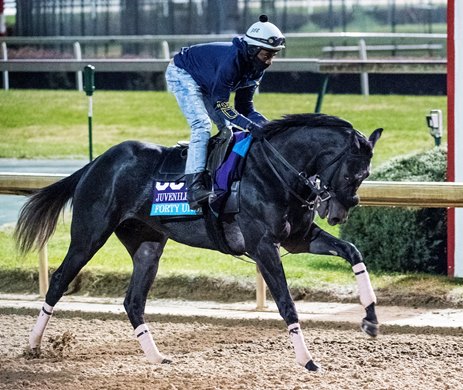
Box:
[116,220,170,364]
[29,217,117,354]
[29,245,106,353]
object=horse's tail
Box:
[14,163,91,254]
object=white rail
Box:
[0,32,446,91]
[0,32,447,45]
[0,58,446,74]
[2,174,462,206]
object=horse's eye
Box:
[344,175,350,181]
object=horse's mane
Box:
[262,113,373,155]
[262,113,353,137]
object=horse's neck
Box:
[265,128,343,175]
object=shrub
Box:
[339,147,447,274]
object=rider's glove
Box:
[247,122,265,139]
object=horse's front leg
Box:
[283,223,379,337]
[248,233,321,372]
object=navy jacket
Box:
[173,37,267,131]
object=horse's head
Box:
[315,128,382,225]
[258,113,382,225]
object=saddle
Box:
[152,129,250,255]
[153,128,246,215]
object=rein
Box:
[259,137,351,209]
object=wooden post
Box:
[256,265,267,310]
[38,244,49,297]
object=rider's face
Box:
[256,49,278,66]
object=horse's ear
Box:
[369,128,383,148]
[350,131,361,151]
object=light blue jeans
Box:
[165,62,227,174]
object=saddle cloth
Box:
[150,131,252,218]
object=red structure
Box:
[447,0,463,277]
[0,0,5,36]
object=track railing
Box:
[2,173,462,206]
[0,58,447,74]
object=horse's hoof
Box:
[305,359,321,372]
[161,358,172,364]
[23,346,41,359]
[361,318,379,337]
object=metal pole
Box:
[88,95,93,161]
[359,39,370,96]
[1,41,8,90]
[161,40,170,91]
[74,42,83,92]
[314,74,329,113]
[161,40,170,59]
[83,65,95,161]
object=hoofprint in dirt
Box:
[1,313,462,390]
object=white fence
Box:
[1,33,446,99]
[0,58,447,74]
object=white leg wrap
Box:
[353,262,377,308]
[29,302,54,349]
[134,324,165,364]
[288,323,313,367]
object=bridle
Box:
[259,137,357,210]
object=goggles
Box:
[246,35,286,48]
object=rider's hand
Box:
[247,122,265,139]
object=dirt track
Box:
[1,311,463,390]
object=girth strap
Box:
[202,206,243,256]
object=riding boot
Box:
[185,173,211,210]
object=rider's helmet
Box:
[243,14,286,53]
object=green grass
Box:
[0,90,459,303]
[0,213,350,288]
[0,90,446,168]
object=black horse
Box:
[15,113,382,371]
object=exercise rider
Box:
[165,14,285,209]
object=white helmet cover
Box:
[243,14,285,51]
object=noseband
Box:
[259,137,354,210]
